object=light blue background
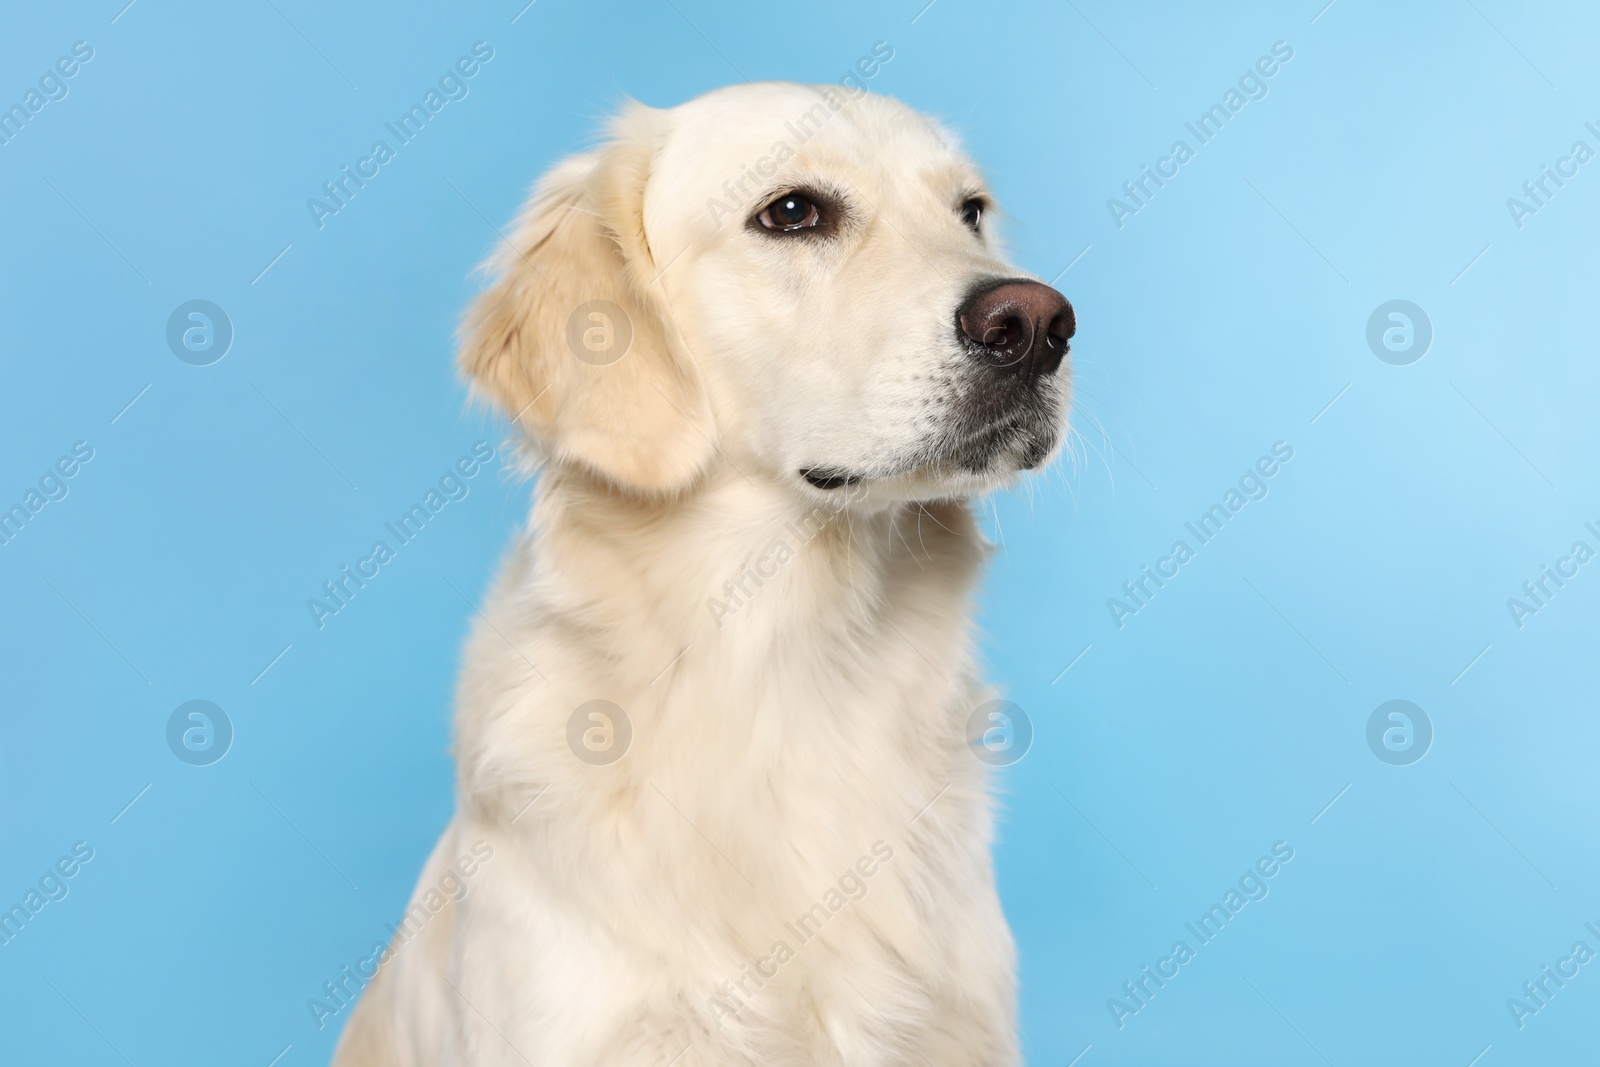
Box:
[2,1,1596,1064]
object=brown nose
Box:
[957,279,1075,379]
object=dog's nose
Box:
[957,280,1075,379]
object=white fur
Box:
[332,82,1070,1067]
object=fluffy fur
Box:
[332,82,1071,1066]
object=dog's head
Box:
[461,82,1073,503]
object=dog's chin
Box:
[916,429,1061,497]
[798,419,1063,503]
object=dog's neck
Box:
[523,463,989,683]
[456,460,994,830]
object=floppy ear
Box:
[459,104,715,494]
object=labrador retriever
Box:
[332,80,1073,1067]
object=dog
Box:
[332,81,1074,1066]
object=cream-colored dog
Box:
[333,81,1073,1066]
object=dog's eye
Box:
[757,193,821,233]
[961,198,984,232]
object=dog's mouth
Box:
[798,369,1066,493]
[798,418,1060,493]
[800,468,863,490]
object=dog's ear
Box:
[459,104,714,494]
